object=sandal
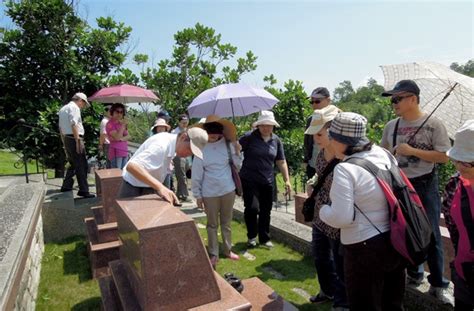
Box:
[227,251,240,261]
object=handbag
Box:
[302,158,339,222]
[225,141,243,196]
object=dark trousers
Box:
[452,265,474,311]
[408,172,449,288]
[173,156,189,198]
[117,180,155,199]
[61,136,89,193]
[312,225,348,307]
[242,179,273,243]
[344,233,406,311]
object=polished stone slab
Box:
[95,169,122,223]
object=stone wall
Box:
[0,182,45,311]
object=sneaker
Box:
[227,252,240,261]
[77,191,95,198]
[406,274,423,286]
[309,292,333,304]
[428,286,454,306]
[263,241,274,248]
[247,238,257,248]
[210,255,218,269]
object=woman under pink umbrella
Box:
[106,103,130,169]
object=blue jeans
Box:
[111,156,127,169]
[408,171,449,288]
[312,225,348,308]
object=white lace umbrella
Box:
[380,61,474,138]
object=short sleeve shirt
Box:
[122,132,177,187]
[381,114,451,178]
[239,130,286,185]
[100,117,110,144]
[58,101,84,135]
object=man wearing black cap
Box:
[381,79,453,305]
[304,87,331,179]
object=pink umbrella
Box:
[89,84,159,104]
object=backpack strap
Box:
[308,158,340,200]
[392,118,400,148]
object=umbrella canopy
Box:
[380,61,474,138]
[89,84,158,104]
[187,83,279,118]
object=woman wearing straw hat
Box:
[150,118,171,135]
[239,111,292,248]
[442,120,474,311]
[191,115,243,268]
[320,112,405,311]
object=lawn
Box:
[36,219,328,311]
[0,150,53,178]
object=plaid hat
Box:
[305,105,341,135]
[381,79,420,97]
[308,87,330,99]
[329,112,370,147]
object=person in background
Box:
[304,87,332,179]
[442,120,474,311]
[150,118,173,189]
[58,92,94,198]
[119,127,208,204]
[239,111,291,248]
[106,103,130,169]
[172,114,191,202]
[192,115,242,268]
[320,112,405,311]
[380,80,452,305]
[305,106,348,310]
[99,105,111,168]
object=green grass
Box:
[37,220,327,311]
[36,236,101,311]
[0,150,54,178]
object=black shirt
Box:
[239,129,286,185]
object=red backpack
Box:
[346,154,433,266]
[450,176,474,286]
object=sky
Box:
[1,0,473,96]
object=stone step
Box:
[88,240,121,279]
[240,277,298,311]
[98,275,121,311]
[97,222,118,243]
[91,205,104,225]
[108,260,141,311]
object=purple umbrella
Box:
[187,83,279,118]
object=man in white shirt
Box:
[58,92,94,198]
[119,127,208,205]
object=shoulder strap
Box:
[309,158,340,200]
[393,118,400,148]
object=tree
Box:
[333,80,354,102]
[450,59,474,77]
[0,0,131,175]
[139,23,257,125]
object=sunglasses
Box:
[452,159,474,168]
[114,110,124,114]
[311,99,322,105]
[391,95,414,105]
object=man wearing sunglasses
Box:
[380,79,453,305]
[58,92,95,198]
[304,87,332,179]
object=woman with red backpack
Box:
[442,120,474,311]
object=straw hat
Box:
[195,114,237,141]
[252,110,280,128]
[447,119,474,163]
[150,118,171,131]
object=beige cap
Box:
[305,105,341,135]
[187,127,208,159]
[73,92,90,107]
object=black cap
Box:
[309,87,330,99]
[381,79,420,97]
[178,114,188,122]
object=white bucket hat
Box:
[252,110,280,128]
[305,105,341,135]
[447,119,474,163]
[187,127,208,159]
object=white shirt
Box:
[320,145,393,245]
[191,139,242,199]
[100,117,110,144]
[58,101,84,135]
[123,132,177,187]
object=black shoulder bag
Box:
[302,158,340,222]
